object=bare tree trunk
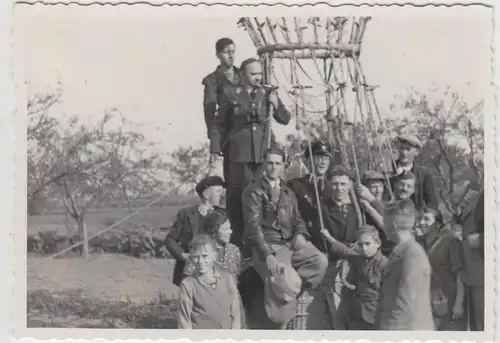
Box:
[77,217,89,259]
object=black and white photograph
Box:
[13,2,495,341]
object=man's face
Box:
[394,179,415,200]
[398,141,419,165]
[357,233,380,258]
[309,155,331,176]
[203,185,225,206]
[265,153,284,180]
[366,180,384,200]
[242,61,263,86]
[191,244,216,274]
[330,175,352,200]
[216,44,235,67]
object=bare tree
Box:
[35,110,166,258]
[165,143,210,194]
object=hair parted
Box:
[264,147,286,162]
[189,234,217,253]
[240,57,261,72]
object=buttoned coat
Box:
[376,238,434,330]
[287,175,329,253]
[209,85,291,164]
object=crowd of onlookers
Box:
[162,37,485,331]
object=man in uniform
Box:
[164,176,226,286]
[389,134,438,211]
[209,57,292,251]
[287,140,332,253]
[202,38,240,180]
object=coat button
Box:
[252,126,256,131]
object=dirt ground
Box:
[28,254,179,302]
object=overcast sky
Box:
[14,4,493,153]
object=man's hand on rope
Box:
[268,91,279,109]
[355,184,376,203]
[208,153,224,178]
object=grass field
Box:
[27,197,197,328]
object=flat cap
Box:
[397,134,423,149]
[329,164,354,180]
[195,176,227,196]
[362,170,385,183]
[394,170,416,182]
[304,140,332,158]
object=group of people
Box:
[163,37,485,331]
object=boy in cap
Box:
[390,134,438,211]
[356,170,394,255]
[287,140,332,253]
[210,58,292,252]
[177,234,241,329]
[164,176,227,286]
[376,199,434,330]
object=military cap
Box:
[362,170,385,183]
[215,38,234,53]
[304,140,332,159]
[394,170,416,182]
[195,176,227,196]
[397,134,423,149]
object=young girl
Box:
[321,225,388,330]
[416,206,466,331]
[184,209,242,278]
[177,234,241,329]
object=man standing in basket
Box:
[202,38,240,180]
[209,57,292,252]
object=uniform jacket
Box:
[242,176,309,260]
[377,238,434,330]
[165,205,221,286]
[287,175,329,253]
[389,161,439,211]
[209,85,291,163]
[202,65,240,139]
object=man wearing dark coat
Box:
[287,140,332,253]
[209,57,292,251]
[388,135,438,211]
[164,176,226,286]
[202,38,240,180]
[320,165,363,329]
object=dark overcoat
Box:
[287,175,329,253]
[164,205,213,286]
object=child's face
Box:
[356,233,380,258]
[191,244,216,274]
[216,220,232,244]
